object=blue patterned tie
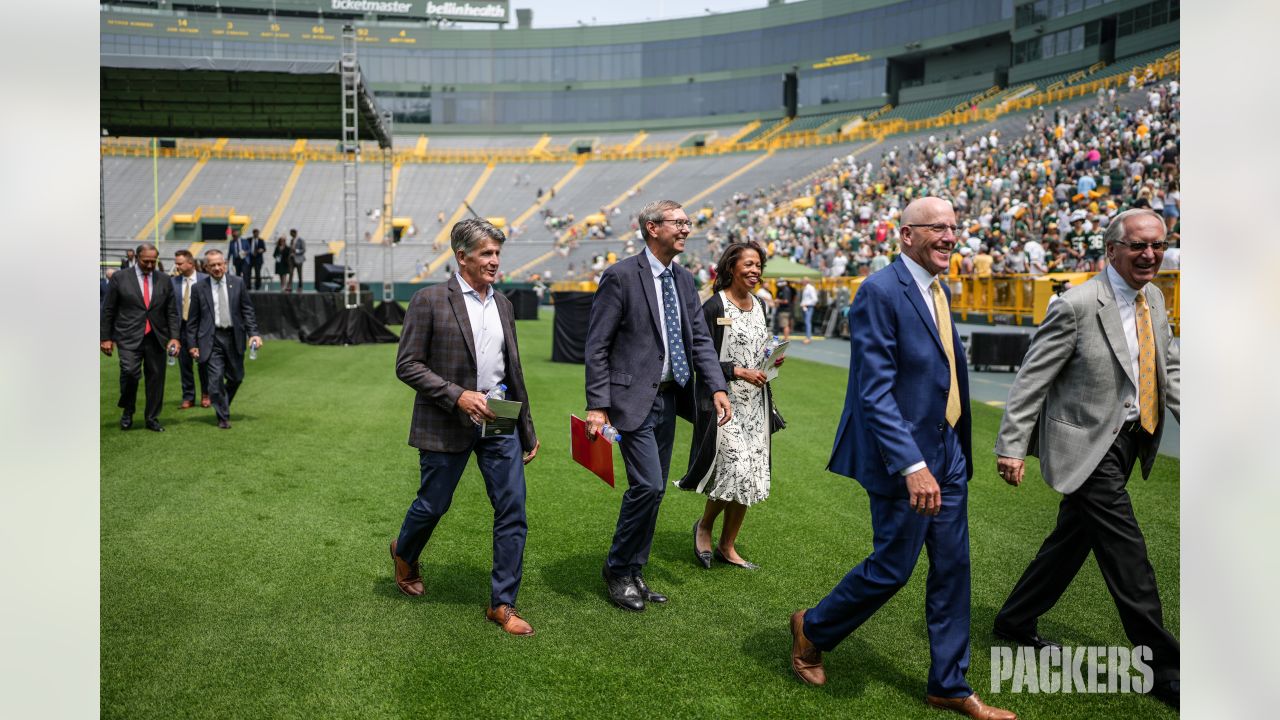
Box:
[660,268,691,387]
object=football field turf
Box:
[100,313,1178,719]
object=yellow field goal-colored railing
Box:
[551,271,1179,336]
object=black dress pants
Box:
[117,331,166,422]
[205,328,245,422]
[996,427,1179,684]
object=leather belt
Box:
[1120,420,1150,434]
[657,381,679,393]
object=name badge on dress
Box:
[716,317,733,326]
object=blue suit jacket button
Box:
[936,423,944,431]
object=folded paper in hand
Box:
[480,398,523,438]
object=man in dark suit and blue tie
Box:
[585,199,732,612]
[185,249,262,430]
[789,198,1015,720]
[100,242,181,432]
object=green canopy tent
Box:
[761,256,822,278]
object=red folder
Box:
[571,414,615,487]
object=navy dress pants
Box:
[607,386,678,576]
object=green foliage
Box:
[101,317,1178,719]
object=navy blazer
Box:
[184,274,260,361]
[171,272,208,325]
[827,258,972,498]
[584,251,727,432]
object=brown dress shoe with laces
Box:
[179,400,195,409]
[790,610,826,686]
[201,394,211,408]
[486,604,534,636]
[925,693,1017,720]
[389,540,423,597]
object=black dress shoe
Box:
[633,573,667,603]
[1150,679,1179,710]
[217,419,232,430]
[145,419,165,432]
[602,566,644,612]
[693,520,712,569]
[993,622,1060,650]
[120,414,133,430]
[714,547,759,570]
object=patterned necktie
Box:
[182,278,191,321]
[217,280,232,328]
[1135,291,1158,433]
[931,279,962,426]
[659,268,690,387]
[141,272,152,335]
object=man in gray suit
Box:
[992,208,1179,709]
[585,199,731,612]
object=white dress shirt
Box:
[899,254,948,476]
[1105,265,1143,423]
[643,246,681,382]
[456,273,506,393]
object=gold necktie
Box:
[182,279,191,321]
[1135,291,1158,433]
[931,279,962,426]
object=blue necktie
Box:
[660,268,690,387]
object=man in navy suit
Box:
[789,198,1015,720]
[247,228,267,290]
[584,199,732,612]
[185,249,262,430]
[100,243,181,432]
[171,249,210,409]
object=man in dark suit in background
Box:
[171,249,210,409]
[100,242,181,432]
[228,228,249,278]
[185,249,262,430]
[390,218,541,636]
[584,199,731,612]
[248,228,267,290]
[790,198,1014,720]
[287,228,306,292]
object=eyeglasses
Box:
[657,219,693,229]
[906,223,959,235]
[1119,241,1168,252]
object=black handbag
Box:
[769,388,786,433]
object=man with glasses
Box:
[792,198,1015,720]
[584,199,731,612]
[992,208,1180,710]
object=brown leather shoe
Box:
[790,610,826,686]
[925,693,1016,720]
[201,394,211,408]
[179,400,195,409]
[389,540,423,597]
[486,604,534,636]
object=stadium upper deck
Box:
[100,0,1179,135]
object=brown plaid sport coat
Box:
[396,276,537,453]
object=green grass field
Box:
[101,314,1178,719]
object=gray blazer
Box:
[995,273,1179,494]
[584,251,727,432]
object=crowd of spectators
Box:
[677,77,1180,286]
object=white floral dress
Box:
[699,292,771,506]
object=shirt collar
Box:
[643,246,671,277]
[900,253,939,293]
[455,272,492,302]
[1105,265,1139,305]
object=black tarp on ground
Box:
[551,291,594,363]
[373,300,407,325]
[249,291,378,341]
[304,307,398,345]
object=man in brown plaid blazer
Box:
[390,219,541,637]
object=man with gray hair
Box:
[390,218,541,636]
[992,208,1180,709]
[585,199,731,612]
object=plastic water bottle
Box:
[485,384,507,401]
[762,335,782,360]
[600,424,622,443]
[167,346,177,366]
[249,339,259,361]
